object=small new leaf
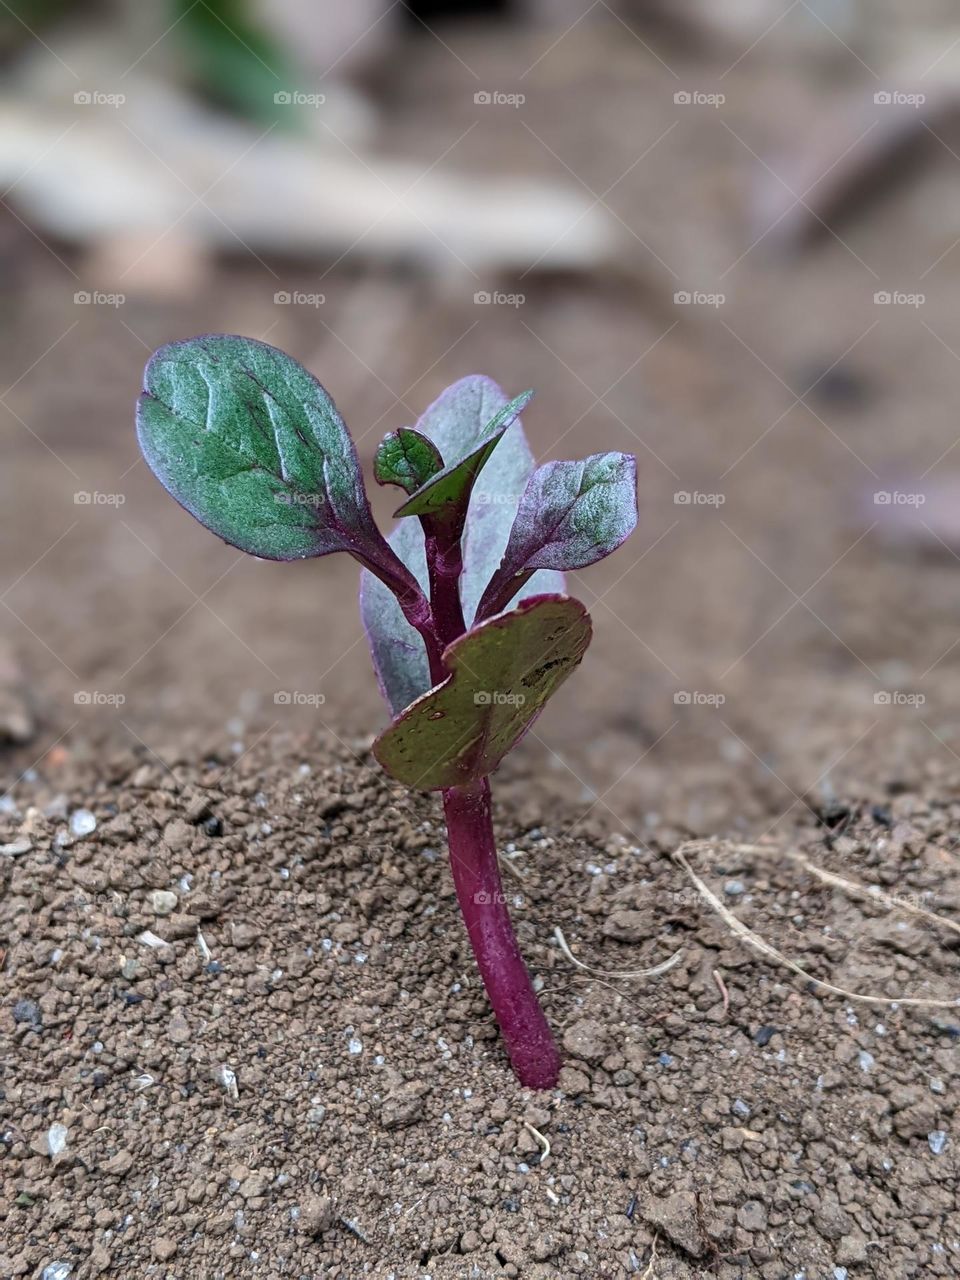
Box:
[476,453,637,620]
[374,428,443,496]
[136,335,399,574]
[393,389,533,521]
[373,595,591,789]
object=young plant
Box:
[136,335,637,1088]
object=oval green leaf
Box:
[136,334,395,569]
[393,389,533,521]
[374,427,443,496]
[373,595,591,790]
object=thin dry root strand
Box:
[522,1120,551,1161]
[554,925,682,980]
[712,967,730,1016]
[639,1234,659,1280]
[673,841,960,1010]
[789,852,960,939]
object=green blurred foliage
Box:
[173,0,296,124]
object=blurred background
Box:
[4,0,960,840]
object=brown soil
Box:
[2,730,958,1279]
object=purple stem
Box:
[442,778,561,1089]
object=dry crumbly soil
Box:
[2,728,958,1280]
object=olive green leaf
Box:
[373,595,591,790]
[393,389,533,521]
[137,335,422,610]
[374,428,443,496]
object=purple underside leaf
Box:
[360,376,563,716]
[373,595,592,790]
[135,335,416,597]
[476,453,638,621]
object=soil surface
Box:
[4,9,960,1280]
[2,731,959,1279]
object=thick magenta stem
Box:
[424,523,467,649]
[442,779,561,1088]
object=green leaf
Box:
[393,389,533,521]
[360,378,563,715]
[136,335,403,579]
[373,595,591,790]
[476,453,637,620]
[374,428,443,496]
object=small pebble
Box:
[732,1098,751,1118]
[0,837,32,857]
[754,1025,777,1047]
[69,808,97,838]
[928,1130,947,1155]
[148,890,178,916]
[41,1266,72,1280]
[47,1123,68,1156]
[724,880,745,896]
[858,1051,874,1073]
[13,997,42,1028]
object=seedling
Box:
[136,335,637,1088]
